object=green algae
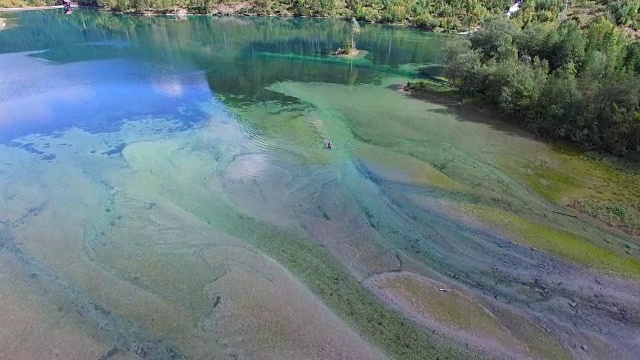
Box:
[381,275,523,352]
[466,205,640,279]
[258,51,374,67]
[490,307,572,360]
[356,144,466,191]
[231,101,358,164]
[266,80,547,206]
[123,142,479,360]
[506,147,640,237]
[170,192,479,360]
[5,10,640,357]
[264,80,640,280]
[256,52,436,82]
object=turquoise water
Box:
[1,10,639,360]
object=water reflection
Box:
[0,10,446,144]
[0,53,211,143]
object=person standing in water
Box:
[327,141,332,150]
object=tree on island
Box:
[339,17,361,55]
[350,17,361,50]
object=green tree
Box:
[585,16,626,71]
[533,62,584,137]
[515,21,551,59]
[544,20,586,70]
[624,41,640,73]
[470,17,519,61]
[607,0,640,26]
[350,17,361,49]
[443,38,485,95]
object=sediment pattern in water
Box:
[1,10,640,360]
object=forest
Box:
[413,13,640,158]
[4,0,640,32]
[63,0,516,31]
[5,0,640,33]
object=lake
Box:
[1,9,639,360]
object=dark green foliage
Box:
[443,38,485,95]
[545,21,586,70]
[72,0,517,31]
[534,63,584,137]
[625,41,640,73]
[342,38,352,52]
[439,15,640,158]
[470,17,519,61]
[515,21,551,58]
[606,0,640,26]
[511,0,563,25]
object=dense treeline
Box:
[74,0,514,31]
[604,0,640,30]
[0,0,55,7]
[441,16,640,157]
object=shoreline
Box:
[0,2,452,33]
[0,4,79,12]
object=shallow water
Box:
[1,10,640,360]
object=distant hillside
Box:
[68,0,518,31]
[3,0,640,35]
[0,0,55,7]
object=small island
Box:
[333,17,366,58]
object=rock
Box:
[174,8,188,19]
[569,301,577,308]
[581,345,588,351]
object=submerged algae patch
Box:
[365,272,528,358]
[504,160,582,204]
[504,146,640,238]
[466,205,640,279]
[122,139,477,360]
[488,306,572,360]
[258,51,374,67]
[231,99,364,164]
[356,143,466,191]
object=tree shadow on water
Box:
[396,86,543,143]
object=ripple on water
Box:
[233,104,364,159]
